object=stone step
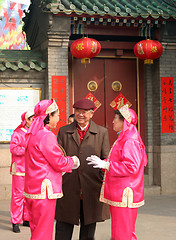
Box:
[144,185,161,196]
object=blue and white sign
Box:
[0,88,40,142]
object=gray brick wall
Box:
[144,22,176,148]
[39,16,71,114]
[47,44,69,98]
[144,65,154,147]
[160,45,176,145]
[144,22,176,189]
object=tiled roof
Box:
[0,50,46,72]
[43,0,176,19]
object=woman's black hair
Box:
[28,114,34,121]
[69,113,75,118]
[44,109,58,126]
[114,109,124,121]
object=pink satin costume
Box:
[10,112,29,224]
[24,100,75,240]
[100,109,148,240]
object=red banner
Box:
[161,77,175,133]
[85,92,101,112]
[110,93,132,110]
[52,76,67,135]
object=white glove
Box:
[86,155,109,170]
[72,156,80,169]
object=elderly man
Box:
[55,98,110,240]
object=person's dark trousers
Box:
[55,200,96,240]
[79,200,96,240]
[55,221,74,240]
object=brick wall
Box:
[160,44,176,145]
[40,16,70,105]
[144,22,176,194]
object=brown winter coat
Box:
[55,120,110,225]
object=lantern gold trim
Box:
[144,59,153,64]
[81,58,90,64]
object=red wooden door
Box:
[71,57,143,145]
[105,58,137,144]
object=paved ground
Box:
[0,195,176,240]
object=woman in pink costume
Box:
[24,99,80,240]
[87,104,148,240]
[10,111,34,233]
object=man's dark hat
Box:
[73,98,95,110]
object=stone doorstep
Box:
[144,185,161,196]
[144,174,149,185]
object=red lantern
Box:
[134,39,163,64]
[70,37,101,64]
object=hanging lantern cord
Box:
[149,24,151,40]
[83,22,85,38]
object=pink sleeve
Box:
[10,131,25,156]
[40,132,74,172]
[109,140,143,177]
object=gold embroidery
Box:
[10,172,25,176]
[11,162,16,174]
[21,127,27,133]
[45,99,58,114]
[58,144,67,156]
[10,162,25,176]
[119,104,132,123]
[24,179,63,200]
[105,162,110,171]
[100,186,145,208]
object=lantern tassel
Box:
[81,58,90,64]
[144,59,153,64]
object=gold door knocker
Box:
[87,81,98,91]
[112,81,122,92]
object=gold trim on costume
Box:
[23,179,63,200]
[46,99,58,114]
[119,104,132,123]
[10,172,25,176]
[58,144,67,156]
[21,127,27,133]
[100,186,144,208]
[10,162,25,176]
